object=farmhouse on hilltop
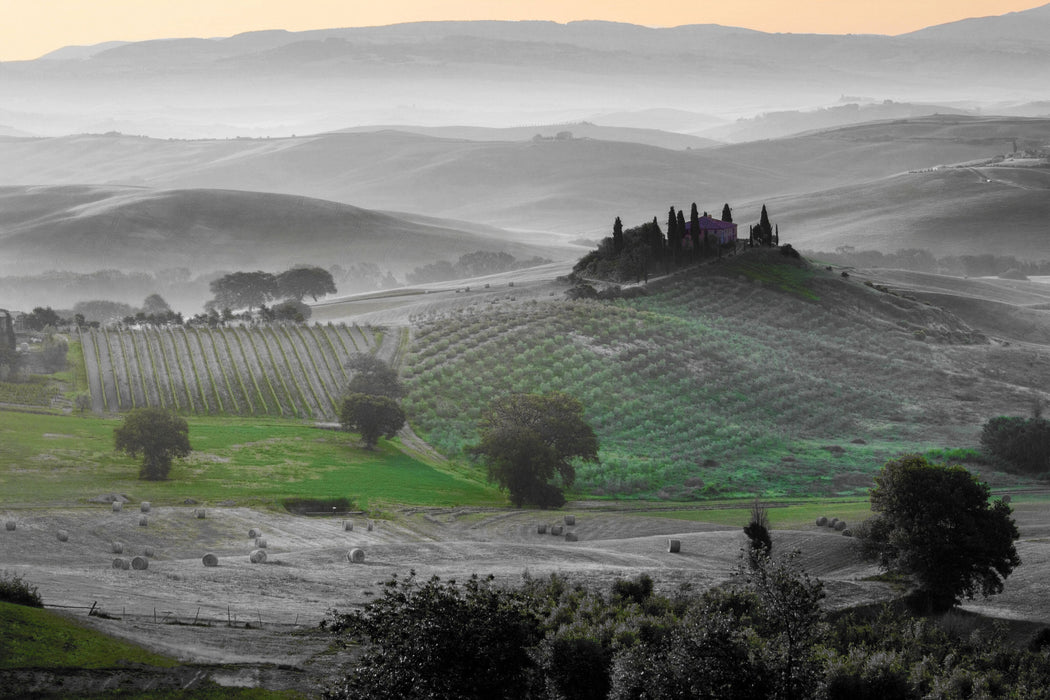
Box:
[683,215,738,247]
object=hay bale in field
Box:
[254,538,267,548]
[834,520,847,531]
[111,541,124,554]
[841,529,854,538]
[565,532,578,542]
[564,514,576,526]
[550,525,564,536]
[537,523,548,534]
[143,546,155,557]
[366,521,374,532]
[112,558,130,569]
[829,518,839,528]
[195,508,206,519]
[139,516,148,527]
[816,516,828,527]
[1002,494,1012,504]
[249,549,267,564]
[56,530,69,542]
[131,556,149,570]
[668,539,682,553]
[343,520,354,531]
[201,553,218,567]
[112,501,123,512]
[248,527,262,538]
[4,521,15,531]
[347,548,365,563]
[140,501,151,513]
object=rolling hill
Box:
[2,115,1046,247]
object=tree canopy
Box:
[980,414,1050,474]
[208,271,278,312]
[339,393,406,449]
[471,392,598,508]
[859,454,1020,612]
[277,266,337,302]
[113,407,191,480]
[346,354,405,399]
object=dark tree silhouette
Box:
[114,408,191,480]
[345,354,405,399]
[340,393,406,449]
[722,203,733,223]
[209,271,278,311]
[612,217,624,256]
[277,266,337,302]
[689,202,701,256]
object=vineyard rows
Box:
[80,323,383,420]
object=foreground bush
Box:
[0,570,43,608]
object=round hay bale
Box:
[347,548,365,563]
[668,539,682,553]
[4,521,15,531]
[249,549,267,564]
[56,530,69,542]
[366,521,374,532]
[550,525,564,536]
[816,516,828,527]
[565,532,578,542]
[140,501,151,513]
[143,546,155,557]
[112,501,123,513]
[834,520,847,531]
[131,556,149,570]
[248,527,262,538]
[195,508,206,519]
[1002,494,1012,504]
[111,541,124,554]
[343,520,354,531]
[537,523,548,534]
[564,514,576,526]
[841,529,854,538]
[112,558,130,569]
[139,516,148,527]
[201,553,218,567]
[254,538,267,548]
[829,518,839,528]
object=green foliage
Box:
[209,271,278,311]
[23,306,64,331]
[322,573,542,700]
[859,454,1020,612]
[471,392,599,507]
[345,354,404,399]
[277,266,336,302]
[0,376,60,406]
[340,393,406,449]
[113,407,192,480]
[980,414,1050,474]
[0,570,43,607]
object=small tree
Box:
[612,217,624,256]
[114,407,191,480]
[471,392,598,508]
[721,203,733,223]
[744,498,772,555]
[858,454,1020,612]
[340,393,406,449]
[345,354,404,399]
[277,266,337,302]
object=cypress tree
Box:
[613,217,624,256]
[676,210,687,263]
[689,203,701,257]
[721,203,733,223]
[759,205,773,247]
[666,206,678,261]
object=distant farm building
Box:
[683,215,738,247]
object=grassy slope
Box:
[402,249,1041,499]
[0,411,499,508]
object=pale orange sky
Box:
[2,0,1047,61]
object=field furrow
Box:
[233,327,285,416]
[302,325,344,392]
[173,327,210,413]
[256,326,308,418]
[287,325,338,417]
[161,328,196,412]
[315,325,352,383]
[272,325,324,418]
[189,328,226,413]
[196,328,239,414]
[146,328,180,411]
[130,331,162,409]
[103,328,133,410]
[216,327,258,415]
[80,329,106,413]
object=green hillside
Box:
[401,250,1036,499]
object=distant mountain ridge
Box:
[3,9,1050,138]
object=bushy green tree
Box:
[322,573,542,700]
[24,306,63,331]
[471,392,598,508]
[345,354,404,399]
[208,271,278,311]
[113,407,191,480]
[277,266,336,302]
[858,454,1020,612]
[981,414,1050,473]
[339,393,405,449]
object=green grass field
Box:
[0,409,500,508]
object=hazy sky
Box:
[3,0,1046,61]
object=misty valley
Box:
[3,7,1050,699]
